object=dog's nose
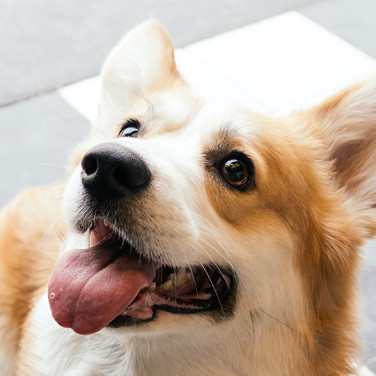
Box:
[81,142,151,198]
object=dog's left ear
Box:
[95,21,181,132]
[312,80,376,238]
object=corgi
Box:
[0,21,375,376]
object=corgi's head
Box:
[49,22,376,374]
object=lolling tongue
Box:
[48,236,157,335]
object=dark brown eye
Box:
[220,156,252,188]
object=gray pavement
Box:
[301,0,376,58]
[1,0,376,372]
[0,91,89,206]
[1,0,324,107]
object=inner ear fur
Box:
[312,80,376,237]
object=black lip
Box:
[106,269,237,329]
[108,311,157,328]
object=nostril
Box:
[113,166,128,187]
[112,163,150,189]
[82,155,98,176]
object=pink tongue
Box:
[48,237,157,335]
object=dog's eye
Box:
[118,119,140,138]
[119,127,139,138]
[219,154,254,189]
[221,159,248,186]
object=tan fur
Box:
[251,116,362,375]
[0,183,66,373]
[0,21,375,376]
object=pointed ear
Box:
[313,80,376,237]
[95,21,181,132]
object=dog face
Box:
[47,21,376,374]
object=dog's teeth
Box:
[161,280,173,291]
[160,268,193,291]
[149,282,156,292]
[176,268,188,287]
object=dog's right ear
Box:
[95,21,181,133]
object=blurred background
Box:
[1,0,376,372]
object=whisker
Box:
[195,258,223,311]
[36,213,66,257]
[195,217,248,287]
[181,252,199,300]
[194,213,237,268]
[259,308,301,336]
[249,311,257,357]
[26,163,75,172]
[31,195,65,212]
[194,241,228,285]
[199,235,235,268]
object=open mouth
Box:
[48,218,234,335]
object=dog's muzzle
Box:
[81,142,151,199]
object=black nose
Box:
[81,142,151,198]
